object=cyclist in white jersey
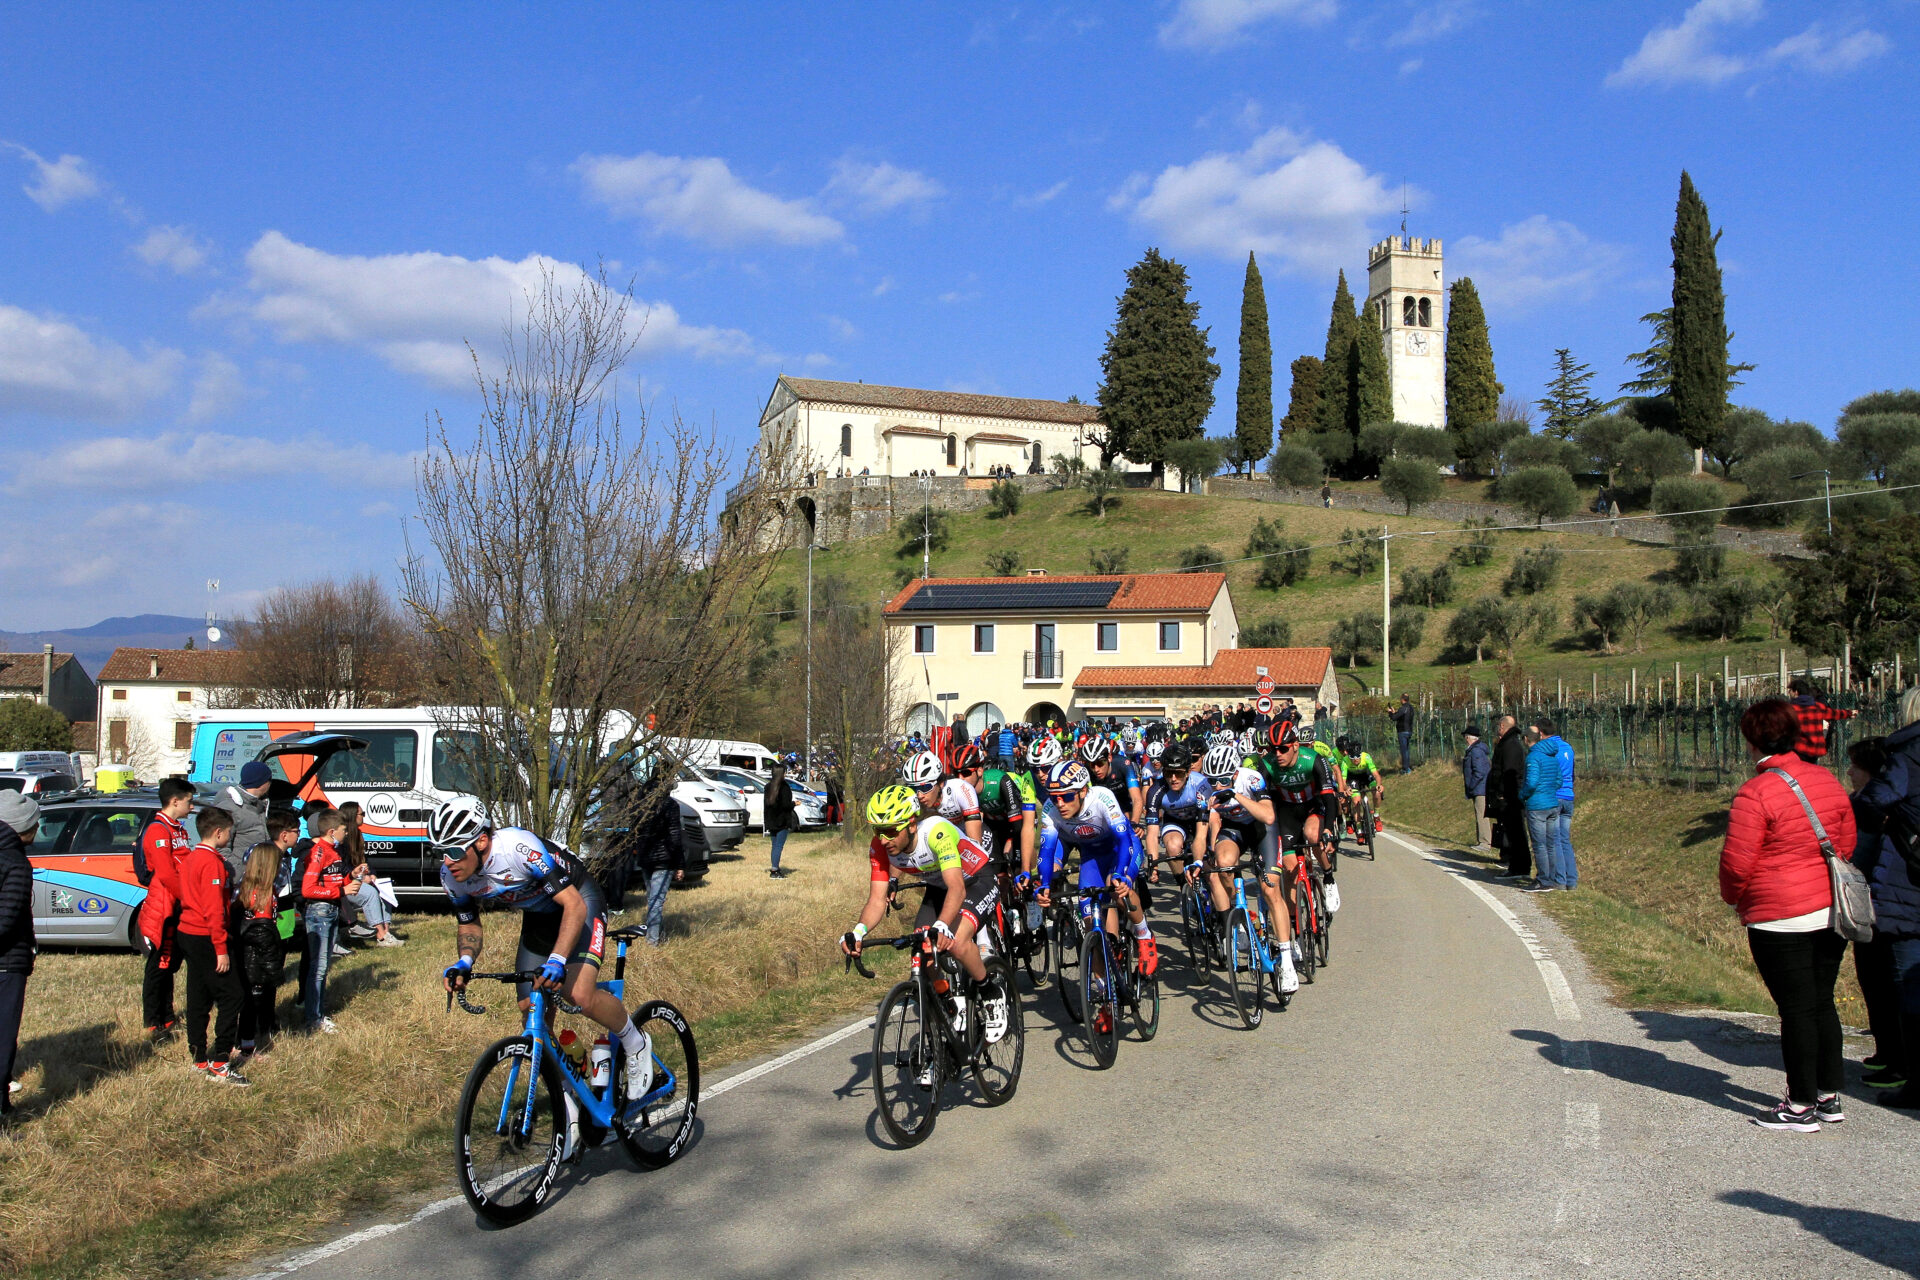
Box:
[902,747,984,847]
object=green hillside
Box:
[762,485,1813,704]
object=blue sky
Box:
[1,1,1910,629]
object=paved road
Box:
[242,829,1920,1280]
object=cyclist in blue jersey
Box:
[1144,743,1211,877]
[431,797,657,1102]
[1081,737,1145,825]
[1032,760,1158,980]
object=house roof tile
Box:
[1073,647,1333,690]
[96,647,252,685]
[780,377,1103,427]
[0,652,77,690]
[883,573,1225,615]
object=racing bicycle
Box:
[1217,858,1287,1029]
[447,925,699,1225]
[1074,882,1160,1069]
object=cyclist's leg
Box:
[1209,833,1241,916]
[949,873,995,983]
[1162,825,1187,870]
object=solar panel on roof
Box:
[899,581,1120,612]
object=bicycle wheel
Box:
[1053,907,1085,1025]
[616,1000,700,1169]
[972,953,1025,1105]
[1314,876,1333,968]
[872,980,940,1148]
[1224,908,1264,1030]
[1360,797,1377,859]
[1130,940,1161,1042]
[454,1036,566,1225]
[1021,904,1052,989]
[1294,877,1318,985]
[1178,882,1201,957]
[1082,930,1119,1069]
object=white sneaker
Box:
[981,986,1009,1044]
[376,934,406,947]
[623,1034,655,1101]
[1280,963,1300,995]
[1325,883,1342,913]
[331,943,351,957]
[311,1017,338,1035]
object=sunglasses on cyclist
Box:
[872,823,907,839]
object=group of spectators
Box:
[1461,716,1579,892]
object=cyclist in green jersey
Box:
[978,765,1039,876]
[1332,735,1384,832]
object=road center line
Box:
[239,1013,877,1279]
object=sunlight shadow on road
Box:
[1512,1027,1776,1112]
[1720,1190,1920,1278]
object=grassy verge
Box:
[1386,763,1865,1024]
[2,830,901,1280]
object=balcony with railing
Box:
[1024,649,1065,683]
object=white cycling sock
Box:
[615,1017,647,1055]
[1131,920,1152,940]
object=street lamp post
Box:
[805,540,825,784]
[1790,469,1833,537]
[1381,528,1392,698]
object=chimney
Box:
[149,655,159,679]
[41,644,52,703]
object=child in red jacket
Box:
[176,807,249,1086]
[299,810,366,1034]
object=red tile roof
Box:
[1074,647,1333,691]
[96,647,253,685]
[780,377,1103,427]
[0,652,76,690]
[882,573,1226,615]
[70,721,96,752]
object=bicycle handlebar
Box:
[841,928,927,980]
[443,969,582,1017]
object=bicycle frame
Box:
[1220,863,1277,975]
[1076,884,1134,1003]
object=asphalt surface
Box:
[240,827,1920,1280]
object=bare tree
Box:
[402,265,789,848]
[225,575,422,708]
[809,578,908,828]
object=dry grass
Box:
[0,831,896,1280]
[1389,764,1866,1023]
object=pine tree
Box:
[1621,308,1673,396]
[1233,252,1274,476]
[1444,277,1501,433]
[1537,348,1604,439]
[1317,271,1358,438]
[1097,248,1220,481]
[1670,170,1733,460]
[1280,355,1323,440]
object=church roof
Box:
[774,377,1102,427]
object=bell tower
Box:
[1365,234,1446,428]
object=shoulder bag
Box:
[1766,767,1875,943]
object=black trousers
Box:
[1494,809,1532,877]
[177,932,243,1064]
[1748,927,1848,1105]
[0,970,25,1113]
[142,917,180,1029]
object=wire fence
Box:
[1326,691,1905,789]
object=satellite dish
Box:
[206,626,222,644]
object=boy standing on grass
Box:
[176,807,249,1086]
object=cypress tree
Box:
[1097,248,1220,482]
[1355,304,1390,431]
[1280,355,1323,439]
[1233,252,1274,476]
[1670,171,1732,462]
[1445,276,1500,432]
[1318,271,1357,438]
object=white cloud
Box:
[237,231,758,387]
[0,304,182,420]
[1399,57,1423,75]
[823,315,860,342]
[1112,127,1397,274]
[1018,179,1071,206]
[1388,1,1475,47]
[1450,215,1630,311]
[183,353,247,424]
[872,276,895,297]
[571,152,843,248]
[9,429,419,495]
[132,225,212,275]
[823,158,945,213]
[1157,0,1336,51]
[1607,0,1888,88]
[2,142,104,212]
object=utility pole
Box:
[1791,468,1832,537]
[1381,528,1392,698]
[805,540,824,783]
[921,475,933,580]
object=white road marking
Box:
[238,1013,876,1279]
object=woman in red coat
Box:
[1720,698,1857,1131]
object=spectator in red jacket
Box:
[299,809,365,1034]
[175,807,248,1086]
[1720,697,1857,1131]
[137,778,195,1040]
[1788,677,1855,763]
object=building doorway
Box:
[1024,701,1066,726]
[964,702,1006,737]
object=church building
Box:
[1363,235,1446,428]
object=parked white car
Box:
[708,767,828,831]
[670,762,749,855]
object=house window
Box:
[1097,622,1119,652]
[973,624,994,653]
[1158,620,1181,652]
[176,690,191,702]
[1031,442,1043,472]
[111,688,127,701]
[914,624,935,654]
[1418,296,1431,327]
[1402,295,1416,326]
[945,434,957,467]
[108,720,127,750]
[173,722,192,750]
[840,423,852,457]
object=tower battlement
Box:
[1368,236,1443,265]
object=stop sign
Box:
[1255,675,1275,697]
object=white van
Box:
[674,738,784,776]
[0,751,79,774]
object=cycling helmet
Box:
[1077,736,1113,766]
[951,743,985,773]
[1146,740,1164,762]
[866,784,920,830]
[1266,720,1300,751]
[428,796,490,849]
[901,750,944,787]
[1335,735,1355,755]
[1202,743,1240,782]
[1237,729,1258,757]
[1028,737,1064,768]
[1046,760,1091,796]
[1162,743,1194,772]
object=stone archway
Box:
[1024,701,1067,726]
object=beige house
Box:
[883,573,1239,733]
[1072,647,1339,721]
[96,648,251,778]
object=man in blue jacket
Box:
[1850,708,1920,1106]
[1521,719,1575,892]
[1461,726,1491,849]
